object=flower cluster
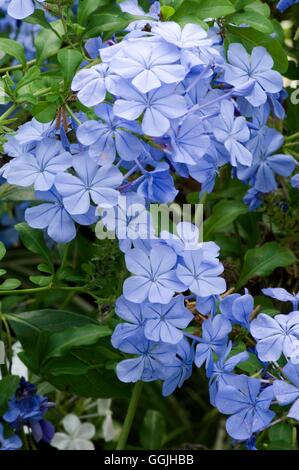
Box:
[1,377,55,448]
[2,14,296,244]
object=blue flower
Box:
[262,287,299,311]
[162,338,194,396]
[77,104,144,164]
[224,44,283,107]
[220,290,254,329]
[113,81,188,137]
[277,0,299,12]
[12,118,54,146]
[143,295,193,344]
[3,378,55,444]
[25,188,98,244]
[110,40,186,93]
[111,296,146,348]
[188,152,219,194]
[72,63,117,107]
[196,295,219,316]
[168,115,210,165]
[7,0,45,19]
[176,250,226,297]
[212,100,252,167]
[292,174,299,189]
[215,376,275,440]
[123,245,185,304]
[250,311,299,362]
[116,333,177,383]
[0,423,22,451]
[85,36,104,59]
[5,138,72,191]
[243,188,263,211]
[195,315,232,371]
[273,362,299,421]
[208,341,249,406]
[136,163,178,203]
[152,22,210,49]
[237,129,296,193]
[55,155,122,215]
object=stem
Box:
[0,103,17,122]
[116,381,143,450]
[0,286,87,296]
[286,132,299,142]
[65,103,81,125]
[285,142,299,148]
[0,59,36,75]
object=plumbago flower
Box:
[4,139,72,191]
[76,104,144,164]
[25,188,98,244]
[0,424,22,451]
[6,0,46,19]
[215,376,275,440]
[113,81,188,137]
[55,155,123,215]
[224,44,283,107]
[51,415,95,451]
[250,311,299,361]
[237,129,296,193]
[3,378,55,444]
[212,100,252,167]
[109,40,186,93]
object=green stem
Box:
[0,59,36,75]
[285,142,299,148]
[0,103,17,122]
[116,381,143,450]
[65,103,82,125]
[286,131,299,142]
[0,285,87,296]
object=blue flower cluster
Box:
[1,377,55,449]
[113,275,299,443]
[2,14,296,241]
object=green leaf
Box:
[226,25,288,73]
[244,1,270,17]
[29,275,54,287]
[140,410,167,450]
[0,279,21,290]
[85,13,134,36]
[32,101,58,123]
[161,5,175,19]
[228,11,273,34]
[269,422,293,445]
[24,10,52,29]
[16,66,41,91]
[0,184,35,202]
[175,0,235,20]
[0,376,20,415]
[57,48,83,87]
[35,21,64,64]
[15,223,54,273]
[0,242,6,261]
[237,242,296,288]
[42,324,111,363]
[77,0,109,24]
[0,38,26,67]
[203,200,248,239]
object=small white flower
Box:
[97,399,121,442]
[51,414,95,451]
